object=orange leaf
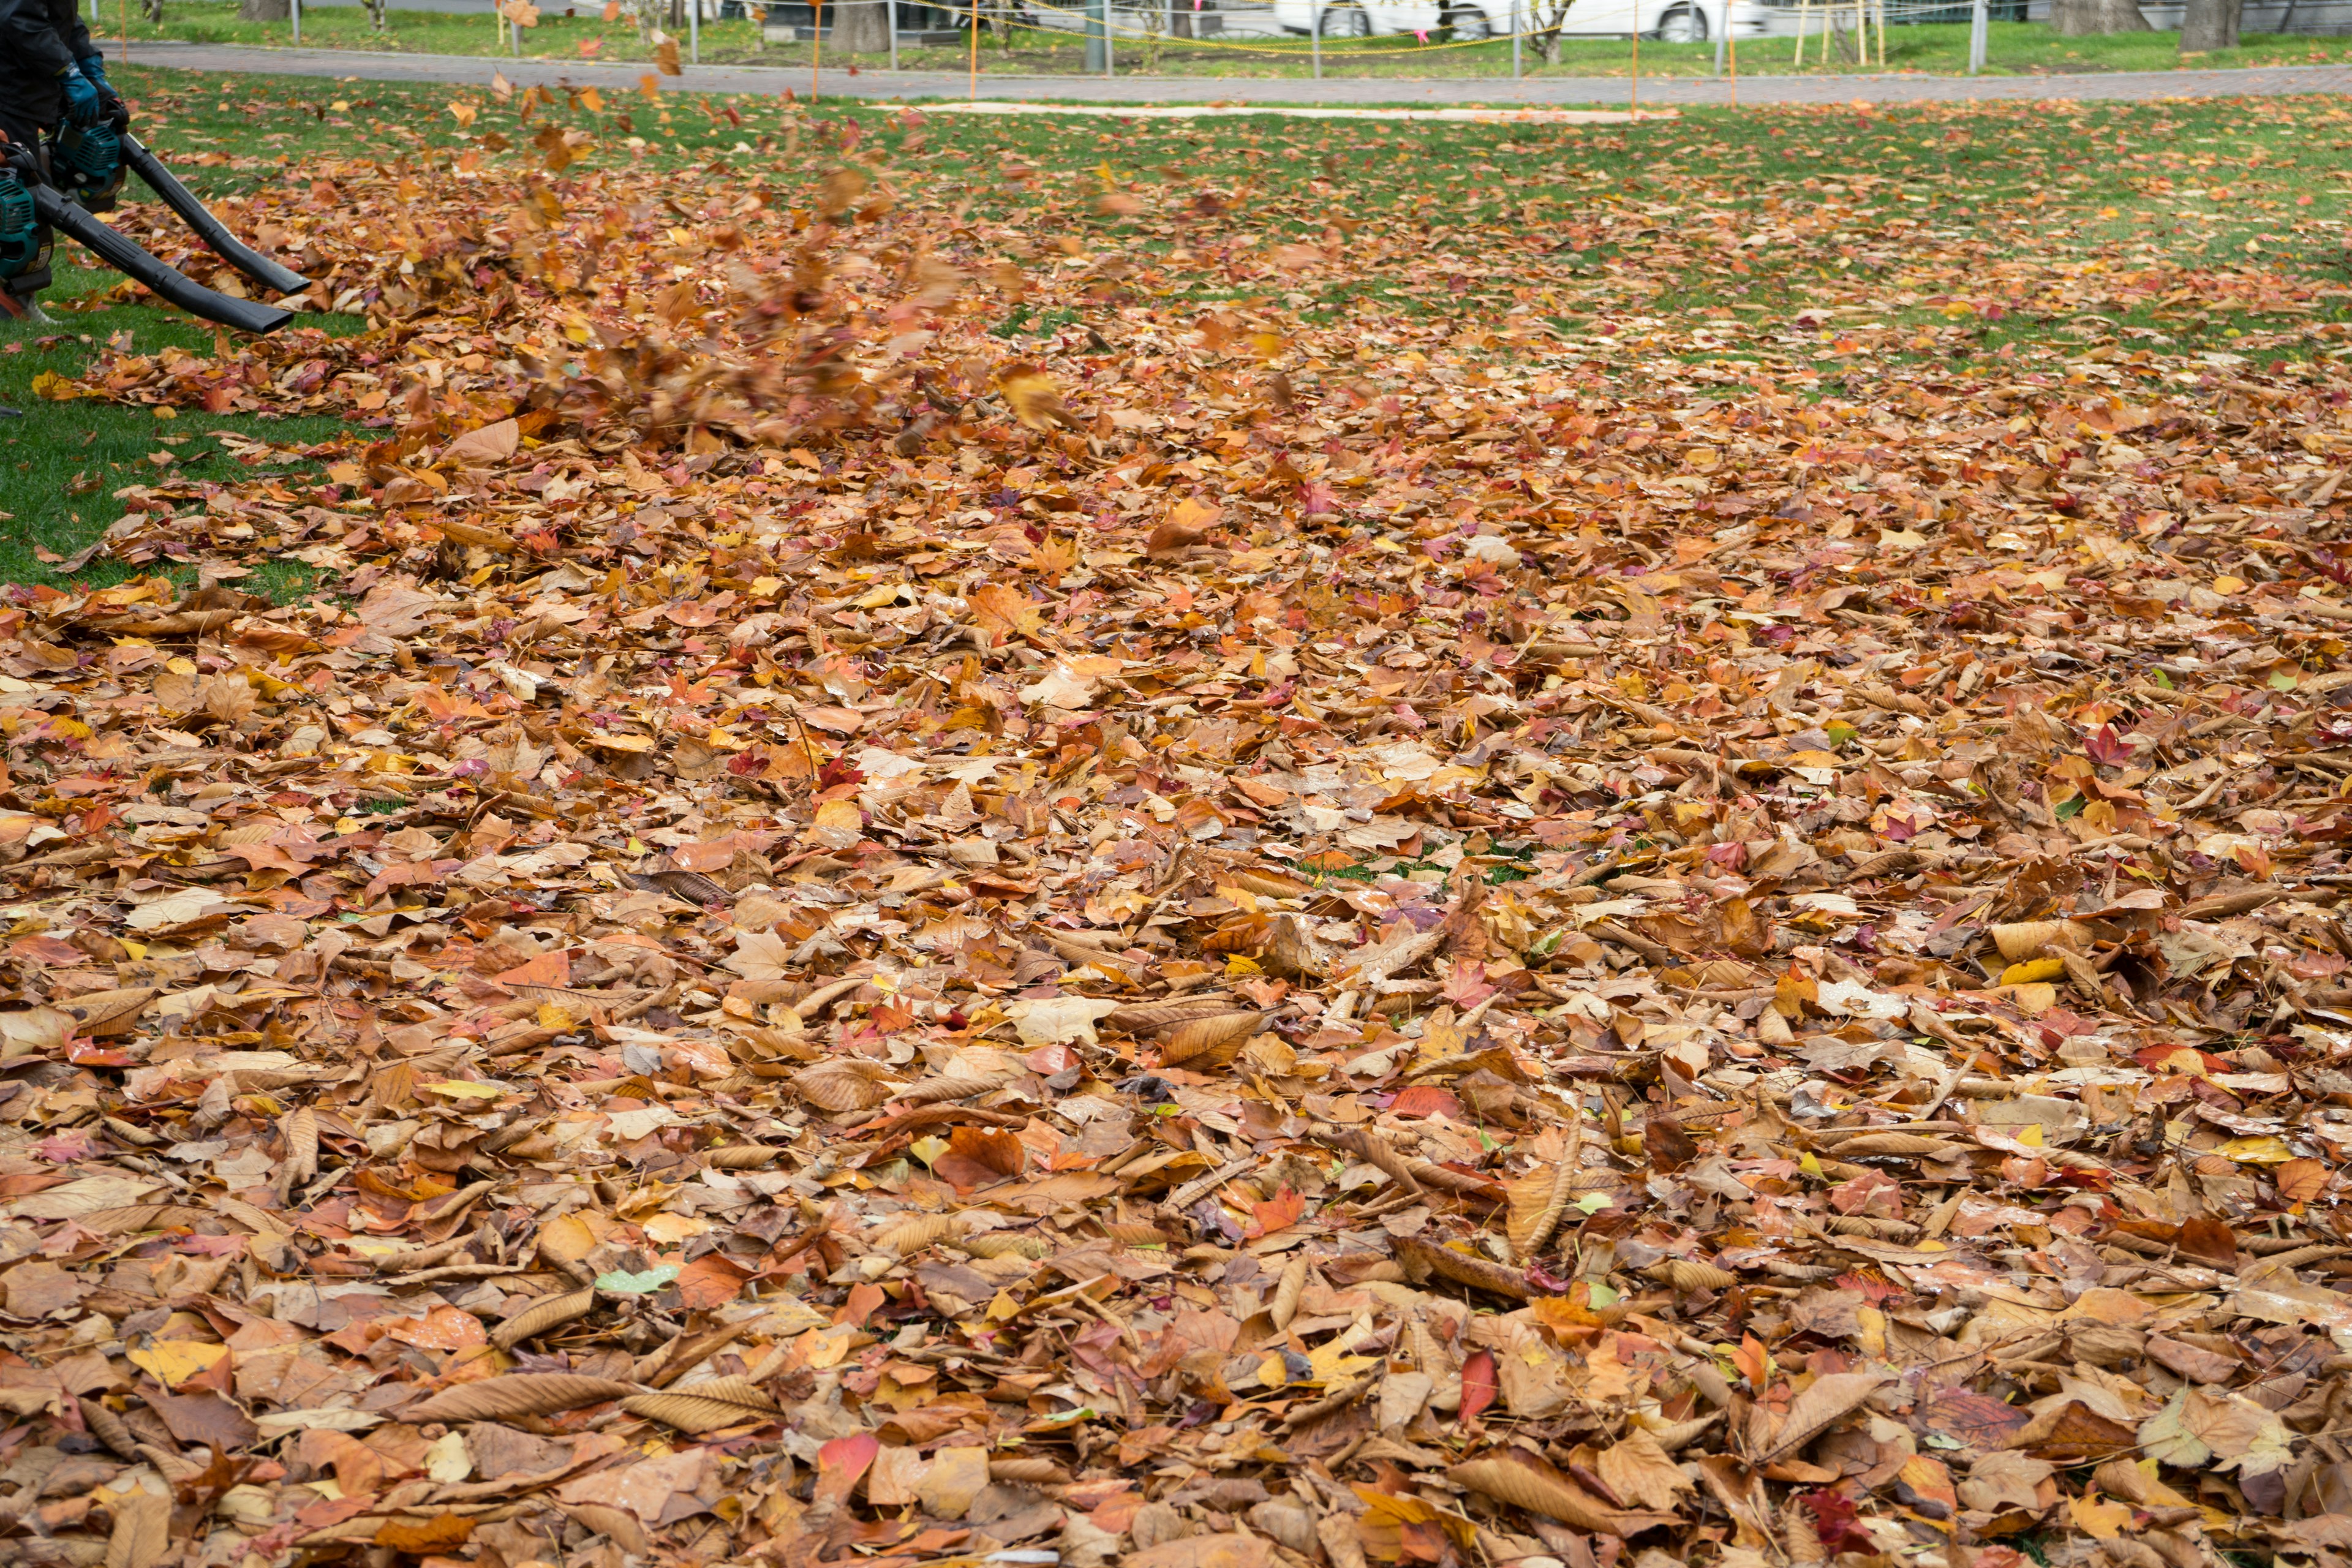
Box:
[947,1125,1025,1178]
[1246,1185,1305,1240]
[674,1251,752,1311]
[2278,1158,2329,1205]
[375,1515,473,1553]
[493,951,571,990]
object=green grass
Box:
[107,0,2352,75]
[0,266,349,592]
[12,66,2352,587]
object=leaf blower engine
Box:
[0,107,308,333]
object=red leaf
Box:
[1025,1042,1080,1076]
[1803,1490,1871,1555]
[1459,1349,1496,1423]
[815,1432,878,1507]
[2084,724,2135,768]
[1387,1085,1463,1120]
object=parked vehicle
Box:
[1268,0,1765,40]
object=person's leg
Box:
[0,102,50,162]
[0,107,54,337]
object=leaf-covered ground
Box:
[8,67,2352,1568]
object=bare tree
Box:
[1526,0,1572,63]
[832,0,889,48]
[2179,0,2238,47]
[2051,0,2147,32]
[239,0,291,21]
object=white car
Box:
[1268,0,1765,42]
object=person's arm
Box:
[0,0,80,78]
[58,0,96,66]
[75,50,115,111]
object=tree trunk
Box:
[832,0,888,48]
[2050,0,2147,31]
[239,0,290,18]
[2179,0,2237,47]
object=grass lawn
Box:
[7,64,2352,594]
[104,0,2352,73]
[0,265,349,590]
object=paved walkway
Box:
[116,38,2352,103]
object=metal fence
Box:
[104,0,2337,79]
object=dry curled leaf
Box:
[1450,1449,1678,1537]
[790,1059,899,1112]
[1155,1011,1262,1070]
[1751,1371,1893,1464]
[402,1375,636,1423]
[490,1287,596,1351]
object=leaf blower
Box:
[0,101,309,333]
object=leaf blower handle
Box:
[119,133,309,298]
[25,180,294,334]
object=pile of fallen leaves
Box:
[14,88,2352,1568]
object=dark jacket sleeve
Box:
[54,0,94,64]
[0,0,77,76]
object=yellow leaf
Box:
[809,798,864,850]
[424,1080,507,1100]
[997,364,1071,431]
[537,1210,608,1265]
[536,1003,576,1030]
[2216,1135,2296,1164]
[2068,1494,2132,1540]
[1415,1005,1469,1068]
[1999,957,2067,985]
[2000,981,2059,1015]
[1355,1488,1442,1526]
[127,1340,228,1389]
[967,582,1045,643]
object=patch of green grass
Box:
[992,303,1083,337]
[0,262,350,594]
[102,0,777,64]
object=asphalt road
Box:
[117,37,2352,102]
